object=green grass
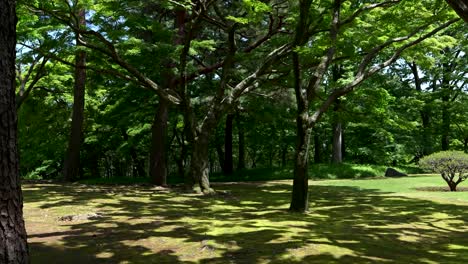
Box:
[307,163,423,179]
[209,163,421,182]
[23,175,468,263]
[75,163,423,186]
[79,176,152,185]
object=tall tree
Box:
[63,6,87,181]
[289,0,460,212]
[0,0,30,262]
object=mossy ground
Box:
[24,175,468,263]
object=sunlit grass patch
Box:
[23,175,468,263]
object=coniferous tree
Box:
[0,0,30,262]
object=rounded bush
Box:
[419,151,468,191]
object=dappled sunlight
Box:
[22,179,468,263]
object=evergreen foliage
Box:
[420,150,468,191]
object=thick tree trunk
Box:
[236,112,246,170]
[189,132,214,194]
[445,178,458,191]
[0,0,30,261]
[445,0,468,22]
[223,114,234,174]
[63,9,87,181]
[449,183,457,192]
[185,108,221,194]
[149,99,169,185]
[290,115,311,212]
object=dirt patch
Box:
[58,212,105,222]
[414,186,468,192]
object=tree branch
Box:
[308,18,460,127]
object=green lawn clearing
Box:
[24,175,468,263]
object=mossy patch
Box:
[24,176,468,263]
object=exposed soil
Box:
[414,186,468,192]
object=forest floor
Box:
[23,175,468,263]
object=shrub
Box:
[419,151,468,191]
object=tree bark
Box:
[149,99,169,185]
[223,114,234,174]
[215,137,224,171]
[410,62,433,155]
[331,66,343,164]
[0,0,30,261]
[290,30,311,212]
[445,0,468,22]
[185,108,221,194]
[313,129,322,163]
[63,9,87,181]
[189,132,214,194]
[236,112,246,170]
[331,121,343,163]
[421,108,433,155]
[290,114,311,212]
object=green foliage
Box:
[15,0,466,183]
[24,160,60,180]
[226,0,271,24]
[419,151,468,191]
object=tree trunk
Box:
[441,101,450,151]
[189,132,214,194]
[445,0,468,22]
[130,148,145,177]
[421,109,433,155]
[63,9,87,181]
[331,67,343,164]
[410,62,433,155]
[223,114,234,174]
[290,114,311,212]
[149,99,169,186]
[185,109,221,194]
[281,146,287,167]
[215,139,224,171]
[236,112,246,170]
[331,122,343,163]
[313,129,322,163]
[447,180,457,191]
[0,0,30,261]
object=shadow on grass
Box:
[23,182,468,263]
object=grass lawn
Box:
[23,175,468,263]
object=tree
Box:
[445,0,468,22]
[420,150,468,191]
[63,5,87,181]
[0,0,30,262]
[289,0,460,212]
